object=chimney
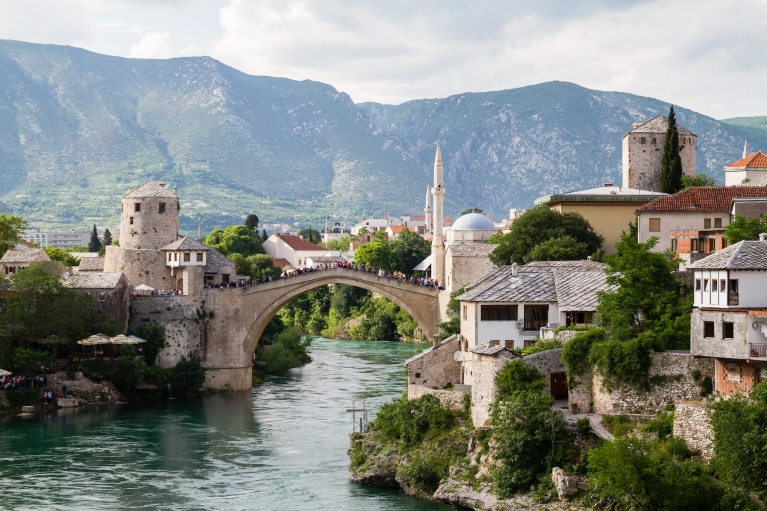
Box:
[198,225,202,239]
[174,186,178,196]
[760,233,767,242]
[587,255,592,261]
[511,262,518,277]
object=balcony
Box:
[749,343,767,358]
[728,292,739,306]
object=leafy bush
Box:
[494,360,546,398]
[11,347,53,376]
[166,355,207,395]
[374,394,454,446]
[576,417,591,436]
[562,328,604,386]
[134,322,167,365]
[402,454,449,494]
[5,387,40,408]
[589,335,653,391]
[521,339,561,356]
[257,328,312,375]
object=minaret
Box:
[424,185,432,234]
[325,214,330,233]
[431,139,446,284]
[744,138,750,159]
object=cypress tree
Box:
[102,229,113,251]
[660,106,684,194]
[88,224,102,253]
[261,229,268,242]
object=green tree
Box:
[660,106,684,194]
[437,287,465,339]
[324,236,352,251]
[297,227,320,244]
[490,207,603,266]
[134,322,167,366]
[166,355,207,395]
[681,173,716,188]
[88,224,102,253]
[391,228,431,273]
[102,228,113,249]
[494,360,546,398]
[244,214,259,230]
[261,228,268,242]
[256,328,312,375]
[11,347,53,376]
[460,207,483,215]
[354,231,395,270]
[724,214,767,243]
[205,225,265,257]
[527,235,590,261]
[0,213,28,257]
[44,247,80,266]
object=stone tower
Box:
[424,185,432,234]
[621,114,697,191]
[118,181,179,250]
[431,141,446,284]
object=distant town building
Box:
[21,228,107,248]
[384,225,416,240]
[320,215,352,244]
[262,233,328,270]
[725,150,767,186]
[535,185,665,255]
[622,115,696,191]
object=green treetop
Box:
[102,228,113,249]
[660,106,684,194]
[261,228,268,242]
[355,231,395,270]
[297,227,320,244]
[724,214,767,244]
[88,224,102,253]
[205,225,265,257]
[460,207,483,215]
[0,213,28,258]
[245,214,259,230]
[391,228,431,273]
[490,206,603,266]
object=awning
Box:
[0,369,11,377]
[77,334,147,345]
[413,255,432,272]
[134,284,155,292]
[77,334,111,345]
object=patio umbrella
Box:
[134,284,154,292]
[0,369,11,377]
[77,334,110,345]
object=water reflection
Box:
[0,338,449,511]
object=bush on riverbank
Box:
[256,328,312,375]
[374,394,455,446]
[4,387,40,408]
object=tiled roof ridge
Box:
[727,241,747,269]
[727,151,767,169]
[627,114,694,136]
[637,186,767,212]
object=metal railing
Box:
[749,343,767,358]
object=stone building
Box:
[622,114,696,191]
[0,247,51,278]
[62,272,131,329]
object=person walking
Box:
[62,385,68,399]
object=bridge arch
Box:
[240,269,440,355]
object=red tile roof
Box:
[387,226,416,233]
[273,234,325,251]
[637,186,767,212]
[272,258,294,269]
[727,151,767,168]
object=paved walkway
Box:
[552,399,614,440]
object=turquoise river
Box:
[0,338,454,511]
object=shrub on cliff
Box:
[494,360,546,399]
[257,328,312,375]
[134,322,167,366]
[166,355,207,395]
[374,394,454,446]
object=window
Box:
[183,252,190,262]
[168,253,172,261]
[720,280,726,292]
[159,203,166,214]
[524,305,549,330]
[709,238,716,252]
[462,305,467,320]
[649,218,661,232]
[129,217,134,225]
[504,340,514,349]
[651,137,657,144]
[691,239,699,252]
[524,339,536,348]
[135,203,141,212]
[727,363,741,382]
[723,322,734,339]
[671,239,678,252]
[481,305,518,321]
[98,292,106,302]
[174,252,177,261]
[704,321,715,338]
[704,279,709,291]
[712,280,718,292]
[640,137,646,144]
[197,252,203,262]
[722,238,728,249]
[715,218,722,228]
[731,279,739,293]
[704,218,711,229]
[415,372,420,378]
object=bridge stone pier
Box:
[129,268,441,391]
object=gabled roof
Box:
[744,173,767,187]
[636,187,767,212]
[272,234,326,251]
[625,114,694,136]
[535,186,666,206]
[554,270,614,312]
[123,181,177,199]
[204,248,235,275]
[459,267,558,303]
[468,344,520,357]
[0,248,50,264]
[387,226,416,233]
[448,244,498,257]
[689,241,767,270]
[77,257,105,272]
[161,237,209,251]
[726,151,767,169]
[272,258,295,269]
[63,272,124,289]
[524,260,608,270]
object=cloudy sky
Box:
[1,0,765,118]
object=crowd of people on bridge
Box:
[274,260,443,290]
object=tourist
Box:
[62,385,68,398]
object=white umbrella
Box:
[110,334,145,344]
[134,284,155,292]
[0,369,11,377]
[77,334,110,345]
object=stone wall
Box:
[522,348,565,395]
[623,132,696,191]
[104,245,171,289]
[673,401,713,459]
[471,350,518,427]
[592,351,714,415]
[119,195,179,250]
[407,384,468,411]
[405,335,461,388]
[568,370,593,414]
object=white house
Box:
[689,236,767,396]
[262,233,328,269]
[724,150,767,187]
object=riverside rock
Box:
[551,467,579,500]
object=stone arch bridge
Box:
[130,268,440,391]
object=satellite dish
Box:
[453,351,463,362]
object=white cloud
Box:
[129,31,176,58]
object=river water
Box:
[0,338,453,511]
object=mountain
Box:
[721,116,767,143]
[359,83,765,216]
[0,40,761,233]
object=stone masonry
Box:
[405,335,462,388]
[673,401,714,459]
[407,384,468,411]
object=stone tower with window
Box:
[622,114,697,191]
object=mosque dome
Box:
[452,212,496,231]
